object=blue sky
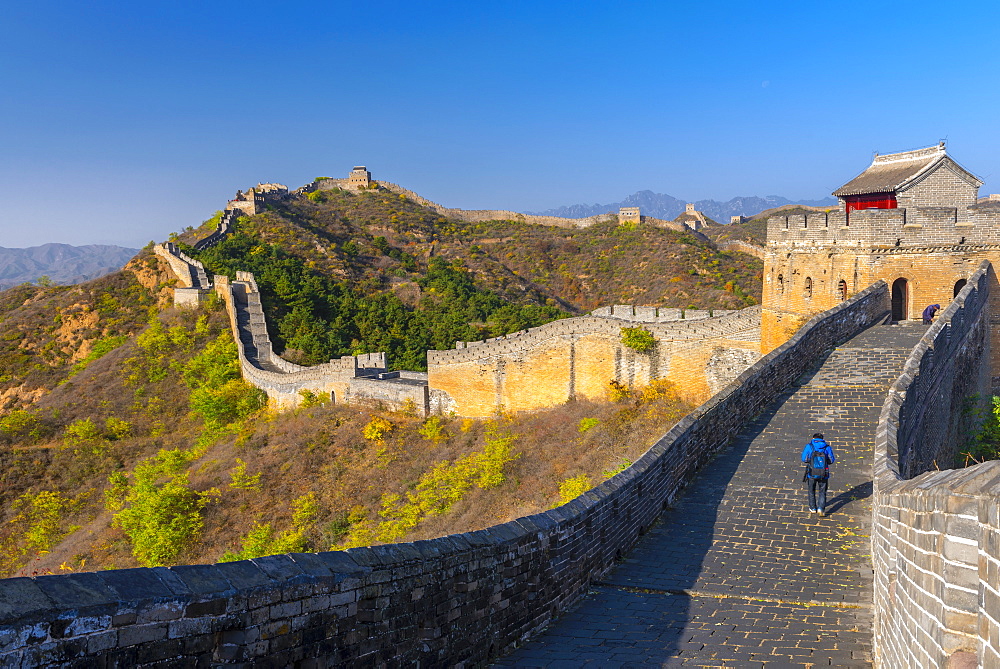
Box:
[2,1,998,247]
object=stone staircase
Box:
[230,280,292,374]
[497,322,928,667]
[193,209,238,251]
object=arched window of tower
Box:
[804,277,813,299]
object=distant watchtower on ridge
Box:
[347,166,372,190]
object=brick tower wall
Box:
[761,204,1000,363]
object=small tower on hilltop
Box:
[347,166,372,190]
[618,207,641,224]
[679,203,708,230]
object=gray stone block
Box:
[97,568,177,602]
[0,578,54,623]
[34,573,117,613]
[213,560,275,591]
[250,555,309,584]
[169,565,234,598]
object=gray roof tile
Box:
[832,144,981,197]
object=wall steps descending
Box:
[231,280,286,373]
[193,208,238,251]
[153,242,212,307]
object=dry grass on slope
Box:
[9,374,693,576]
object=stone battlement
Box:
[767,205,1000,248]
[589,304,737,321]
[193,209,239,251]
[226,183,289,217]
[153,243,212,308]
[427,307,762,415]
[213,273,428,413]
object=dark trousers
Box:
[807,477,828,511]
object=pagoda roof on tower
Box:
[832,143,982,197]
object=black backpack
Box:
[808,444,829,479]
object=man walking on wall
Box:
[802,433,835,516]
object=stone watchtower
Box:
[347,166,372,190]
[761,143,1000,382]
[618,207,641,224]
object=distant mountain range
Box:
[0,244,139,289]
[528,191,838,222]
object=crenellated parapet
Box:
[589,304,738,322]
[431,307,761,367]
[193,209,239,251]
[767,204,1000,249]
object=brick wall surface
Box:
[872,261,1000,668]
[896,165,979,213]
[0,281,891,667]
[427,308,762,415]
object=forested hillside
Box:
[179,187,762,367]
[0,183,760,576]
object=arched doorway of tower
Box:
[954,279,967,297]
[891,278,909,321]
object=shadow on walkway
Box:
[496,323,928,667]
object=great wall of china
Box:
[153,239,761,414]
[146,168,760,414]
[310,166,709,237]
[3,152,1000,666]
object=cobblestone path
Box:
[496,323,927,668]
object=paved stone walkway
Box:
[497,322,927,668]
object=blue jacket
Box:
[801,438,835,478]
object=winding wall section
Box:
[214,273,429,414]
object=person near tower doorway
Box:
[922,304,941,324]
